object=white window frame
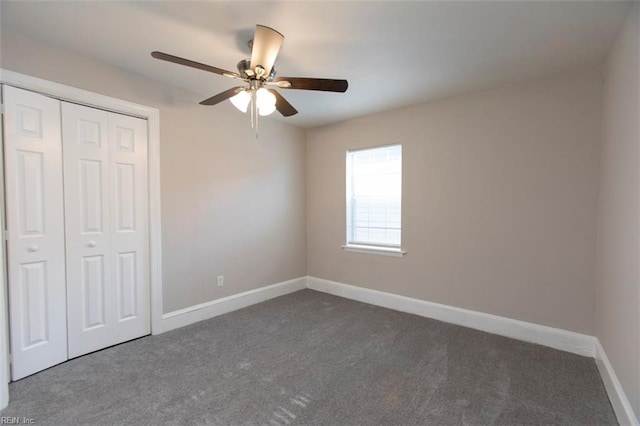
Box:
[343,144,406,257]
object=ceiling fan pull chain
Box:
[250,91,255,129]
[248,90,260,138]
[255,93,260,139]
[255,117,259,139]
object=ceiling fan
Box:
[151,25,348,125]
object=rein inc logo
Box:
[0,418,35,424]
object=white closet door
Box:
[63,103,149,358]
[107,112,150,347]
[3,86,68,379]
[62,103,112,358]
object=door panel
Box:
[114,163,136,231]
[4,86,67,380]
[117,251,137,320]
[62,102,111,358]
[81,255,106,329]
[63,102,149,358]
[79,159,104,233]
[108,112,149,343]
[19,261,48,348]
[16,151,46,235]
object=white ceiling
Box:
[0,1,631,128]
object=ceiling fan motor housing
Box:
[237,59,276,81]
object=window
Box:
[345,144,403,255]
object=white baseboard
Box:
[157,277,307,334]
[595,340,639,425]
[306,276,596,357]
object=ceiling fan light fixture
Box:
[256,88,276,116]
[230,89,251,112]
[258,102,276,117]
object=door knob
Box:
[27,245,39,252]
[87,241,97,248]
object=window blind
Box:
[346,144,402,247]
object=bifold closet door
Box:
[3,86,68,380]
[62,102,150,359]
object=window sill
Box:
[341,244,406,257]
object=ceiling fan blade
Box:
[274,77,348,93]
[250,25,284,77]
[264,80,293,89]
[269,90,298,117]
[151,51,243,80]
[199,87,244,106]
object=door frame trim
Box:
[0,87,8,409]
[0,69,163,394]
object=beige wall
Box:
[0,31,307,313]
[596,2,640,417]
[307,68,603,335]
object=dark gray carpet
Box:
[1,289,616,425]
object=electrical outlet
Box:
[217,275,224,287]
